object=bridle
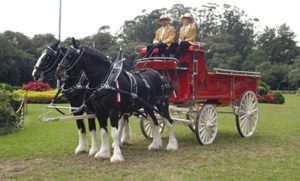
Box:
[33,46,64,75]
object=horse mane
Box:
[82,45,110,64]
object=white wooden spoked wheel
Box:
[140,114,165,140]
[195,104,218,145]
[186,113,196,133]
[236,91,259,137]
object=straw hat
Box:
[181,13,194,22]
[159,15,170,22]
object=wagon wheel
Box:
[195,104,218,145]
[140,114,165,140]
[186,112,196,133]
[236,91,259,137]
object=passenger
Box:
[169,13,197,59]
[146,15,176,57]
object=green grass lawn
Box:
[1,95,300,180]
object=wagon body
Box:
[136,45,260,105]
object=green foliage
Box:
[0,90,21,135]
[0,83,13,91]
[258,81,270,95]
[14,89,67,104]
[296,88,300,96]
[272,92,285,104]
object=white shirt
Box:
[183,24,191,37]
[160,26,167,41]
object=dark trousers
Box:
[146,43,168,57]
[168,41,191,59]
[176,41,191,59]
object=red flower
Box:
[22,81,53,92]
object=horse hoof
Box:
[166,143,178,151]
[110,154,124,163]
[148,143,162,151]
[88,147,100,156]
[75,145,88,154]
[94,150,111,159]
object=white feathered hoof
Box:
[148,141,162,151]
[166,139,178,151]
[94,149,111,159]
[88,146,100,156]
[75,145,88,154]
[110,154,124,163]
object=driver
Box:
[146,15,176,57]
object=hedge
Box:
[14,89,67,104]
[0,90,22,135]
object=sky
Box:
[0,0,299,43]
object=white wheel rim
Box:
[141,115,164,138]
[197,105,218,145]
[238,91,258,137]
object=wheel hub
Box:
[206,120,213,127]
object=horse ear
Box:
[50,40,60,50]
[72,37,79,48]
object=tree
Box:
[257,24,299,65]
[288,56,300,89]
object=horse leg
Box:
[121,114,130,145]
[147,110,162,150]
[110,110,124,163]
[75,118,89,154]
[87,116,100,156]
[94,113,111,159]
[112,115,124,148]
[157,103,178,151]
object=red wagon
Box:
[135,44,260,144]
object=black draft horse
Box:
[56,38,178,162]
[32,41,131,156]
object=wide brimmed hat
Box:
[181,13,194,22]
[159,15,170,21]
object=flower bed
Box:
[22,81,53,91]
[14,89,67,104]
[258,92,285,104]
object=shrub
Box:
[297,88,300,96]
[258,92,285,104]
[22,81,53,92]
[272,92,285,104]
[0,83,13,92]
[0,90,21,135]
[258,85,267,95]
[258,81,270,95]
[14,89,67,104]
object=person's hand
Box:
[178,40,181,45]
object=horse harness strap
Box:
[125,71,138,98]
[149,69,171,102]
[134,72,151,102]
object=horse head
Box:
[32,40,62,81]
[56,38,84,82]
[56,37,111,86]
